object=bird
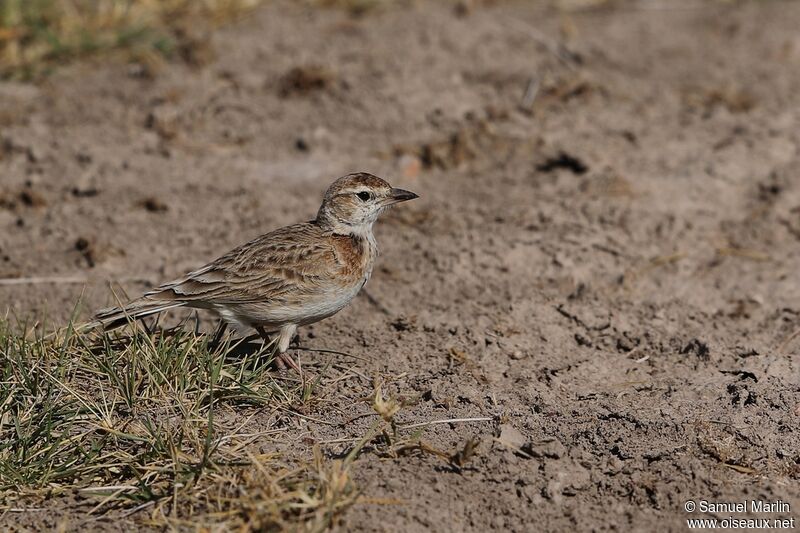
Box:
[92,172,418,374]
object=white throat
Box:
[329,219,375,238]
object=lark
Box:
[93,172,418,373]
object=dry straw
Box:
[0,0,262,78]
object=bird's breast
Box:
[330,231,377,283]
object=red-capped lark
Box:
[93,172,418,374]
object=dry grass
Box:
[0,0,263,78]
[0,316,359,529]
[0,309,488,529]
[0,0,749,78]
[0,315,488,530]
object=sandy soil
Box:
[2,0,800,530]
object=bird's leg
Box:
[277,324,302,381]
[192,310,202,336]
[254,325,300,379]
[252,325,278,368]
[210,321,228,349]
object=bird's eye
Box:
[357,191,372,201]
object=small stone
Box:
[510,349,525,360]
[278,65,335,97]
[498,424,527,450]
[139,197,169,213]
[72,173,99,197]
[398,153,421,179]
[145,107,179,140]
[524,438,566,459]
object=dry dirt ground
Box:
[2,0,800,531]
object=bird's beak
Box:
[386,188,419,204]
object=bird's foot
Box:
[277,352,304,383]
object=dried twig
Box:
[503,18,579,69]
[521,76,541,110]
[0,276,87,286]
[0,275,152,286]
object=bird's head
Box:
[316,172,418,234]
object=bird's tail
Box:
[84,297,186,331]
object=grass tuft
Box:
[0,318,358,529]
[0,0,263,79]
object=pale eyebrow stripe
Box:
[334,189,370,198]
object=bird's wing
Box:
[145,222,339,305]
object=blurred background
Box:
[1,0,799,531]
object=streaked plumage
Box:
[93,172,418,372]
